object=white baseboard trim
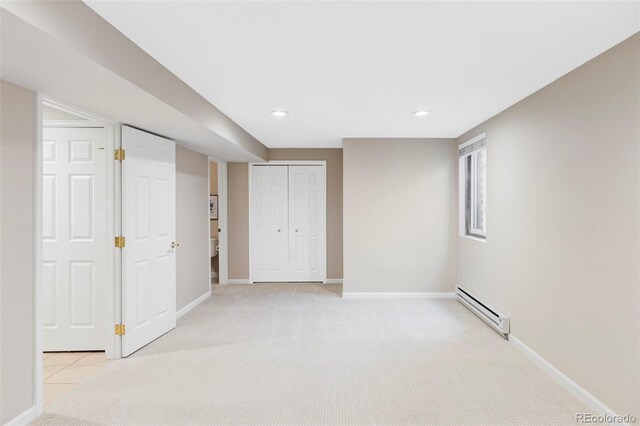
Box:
[324,278,343,284]
[509,334,621,420]
[227,279,252,284]
[176,291,211,319]
[342,292,456,299]
[6,405,37,426]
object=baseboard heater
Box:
[456,285,510,339]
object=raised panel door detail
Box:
[257,190,268,226]
[309,237,319,272]
[309,191,318,225]
[43,139,57,162]
[156,178,170,237]
[69,261,94,327]
[69,175,94,241]
[134,260,151,328]
[134,176,151,240]
[294,235,305,272]
[68,139,94,162]
[43,262,57,327]
[259,237,269,271]
[43,175,57,241]
[156,255,171,317]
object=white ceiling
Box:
[87,1,639,148]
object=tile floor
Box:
[43,352,108,406]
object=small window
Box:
[459,134,486,239]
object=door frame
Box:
[248,160,327,284]
[33,95,122,416]
[208,158,229,285]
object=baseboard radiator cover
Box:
[456,285,510,339]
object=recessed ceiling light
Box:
[412,110,430,117]
[271,110,289,117]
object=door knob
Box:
[295,229,299,232]
[277,229,281,232]
[171,241,180,249]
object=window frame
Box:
[459,133,487,241]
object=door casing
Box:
[248,161,327,284]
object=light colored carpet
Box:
[34,284,592,425]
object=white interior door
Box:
[122,126,176,356]
[43,126,107,351]
[288,166,326,282]
[252,165,289,282]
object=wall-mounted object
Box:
[210,195,218,220]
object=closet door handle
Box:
[277,229,281,233]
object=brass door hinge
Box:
[115,236,126,248]
[114,148,126,161]
[115,324,126,336]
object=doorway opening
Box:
[209,158,228,286]
[39,99,119,407]
[210,160,219,285]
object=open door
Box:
[121,126,176,356]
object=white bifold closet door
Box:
[252,165,289,282]
[251,164,326,282]
[288,166,326,281]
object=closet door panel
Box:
[288,166,326,281]
[270,167,289,276]
[290,167,308,276]
[252,165,289,281]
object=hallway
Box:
[35,284,590,425]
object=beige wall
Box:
[0,80,37,423]
[228,163,250,279]
[457,33,639,416]
[343,138,457,294]
[176,146,211,311]
[227,149,344,280]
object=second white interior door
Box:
[122,126,177,356]
[251,164,326,282]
